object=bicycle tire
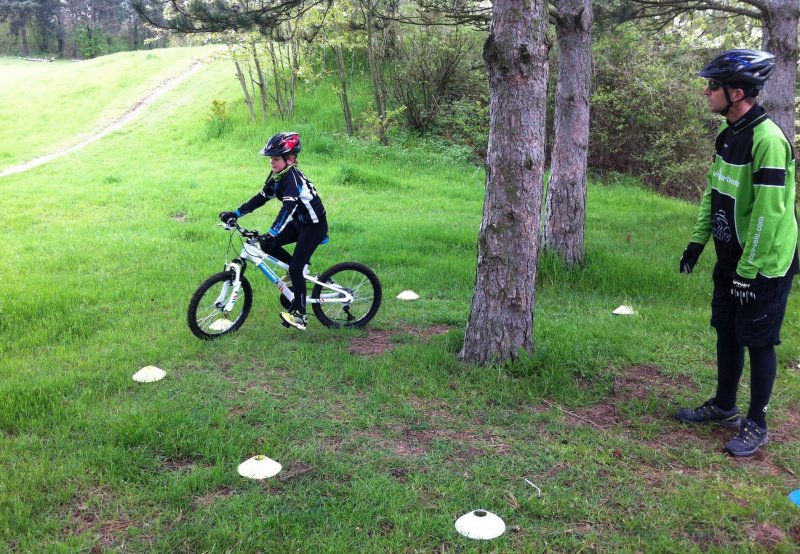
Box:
[188,271,253,340]
[311,262,382,328]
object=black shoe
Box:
[725,418,768,457]
[676,398,741,429]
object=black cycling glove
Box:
[679,242,705,274]
[219,211,238,224]
[731,274,757,305]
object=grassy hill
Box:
[1,47,799,552]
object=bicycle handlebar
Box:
[220,221,260,239]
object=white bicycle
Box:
[188,222,382,340]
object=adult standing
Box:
[677,49,799,457]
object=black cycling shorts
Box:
[711,272,794,347]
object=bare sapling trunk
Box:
[366,11,388,145]
[232,55,256,122]
[251,40,268,121]
[760,0,799,144]
[544,0,593,267]
[334,43,354,135]
[459,0,550,364]
[289,33,299,114]
[268,41,285,117]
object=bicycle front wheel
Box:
[311,262,382,328]
[188,271,253,340]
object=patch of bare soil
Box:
[62,487,137,548]
[348,325,450,357]
[277,461,315,481]
[346,423,509,461]
[744,523,786,549]
[768,402,800,443]
[194,486,234,508]
[611,364,695,401]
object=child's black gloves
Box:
[219,211,238,224]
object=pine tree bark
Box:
[459,0,550,365]
[543,0,592,267]
[760,0,799,144]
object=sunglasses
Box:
[706,80,723,91]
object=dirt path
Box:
[0,60,207,178]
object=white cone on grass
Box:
[397,290,419,300]
[237,455,282,479]
[455,510,506,540]
[209,319,233,332]
[132,366,166,383]
[612,305,635,315]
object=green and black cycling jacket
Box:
[691,104,799,279]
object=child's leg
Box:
[287,221,328,314]
[261,226,297,264]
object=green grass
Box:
[1,48,800,552]
[0,46,222,169]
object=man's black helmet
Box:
[698,49,775,89]
[260,132,301,157]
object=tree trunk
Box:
[459,0,550,365]
[268,41,285,117]
[544,0,593,267]
[760,0,799,144]
[288,33,299,115]
[233,58,256,122]
[334,43,354,135]
[366,10,388,145]
[21,25,30,57]
[251,40,268,121]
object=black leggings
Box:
[714,326,777,428]
[261,219,328,314]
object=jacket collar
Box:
[730,104,767,134]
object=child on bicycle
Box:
[219,132,328,331]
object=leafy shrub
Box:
[590,28,718,198]
[204,99,229,139]
[387,26,486,135]
[73,25,110,59]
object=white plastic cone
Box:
[132,366,166,383]
[612,305,635,315]
[237,455,282,479]
[396,290,420,300]
[209,319,233,332]
[455,510,506,540]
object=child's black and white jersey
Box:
[236,165,326,235]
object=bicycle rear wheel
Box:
[188,271,253,340]
[311,262,382,328]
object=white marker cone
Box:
[237,455,282,479]
[612,305,635,315]
[455,509,506,540]
[396,290,420,300]
[132,366,166,383]
[209,319,233,332]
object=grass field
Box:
[1,47,800,552]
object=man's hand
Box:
[731,274,757,305]
[219,211,238,225]
[680,242,705,274]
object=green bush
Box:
[590,28,718,198]
[203,99,229,139]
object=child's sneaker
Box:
[676,398,741,429]
[725,418,768,457]
[280,310,307,331]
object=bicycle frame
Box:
[221,227,355,308]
